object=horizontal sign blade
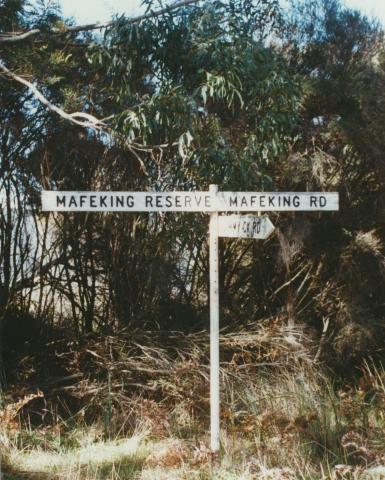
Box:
[42,191,212,212]
[217,192,339,212]
[41,191,339,212]
[218,215,275,239]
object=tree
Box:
[1,0,384,373]
[276,0,385,366]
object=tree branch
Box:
[0,0,200,43]
[0,60,177,174]
[0,59,105,130]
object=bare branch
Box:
[0,29,41,42]
[0,0,200,43]
[0,60,171,175]
[0,59,105,130]
[0,48,188,176]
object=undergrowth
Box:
[1,322,385,479]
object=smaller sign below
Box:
[218,214,275,239]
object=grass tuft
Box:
[1,328,385,479]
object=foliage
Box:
[1,0,304,339]
[0,0,385,440]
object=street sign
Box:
[41,190,339,212]
[40,185,339,454]
[218,214,274,239]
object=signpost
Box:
[41,186,339,453]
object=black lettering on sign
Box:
[185,196,192,208]
[293,195,300,207]
[195,195,202,206]
[241,196,248,207]
[57,195,66,207]
[69,196,77,207]
[175,196,181,207]
[229,196,238,207]
[310,196,317,207]
[116,196,124,207]
[268,196,275,207]
[320,196,326,207]
[145,196,153,207]
[283,196,291,207]
[100,196,107,207]
[260,196,266,207]
[80,195,86,207]
[205,195,211,208]
[156,196,162,208]
[250,196,257,207]
[90,196,97,207]
[165,196,172,207]
[127,196,134,207]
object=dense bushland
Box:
[1,0,385,477]
[1,0,384,370]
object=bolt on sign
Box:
[41,186,339,453]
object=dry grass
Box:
[2,324,385,479]
[4,317,314,436]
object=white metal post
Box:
[209,184,220,453]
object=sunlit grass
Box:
[3,434,147,480]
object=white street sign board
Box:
[218,215,274,239]
[41,191,339,212]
